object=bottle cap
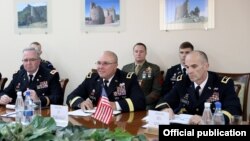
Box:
[17,91,22,96]
[25,91,30,96]
[204,102,211,107]
[215,101,221,109]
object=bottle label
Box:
[23,110,33,116]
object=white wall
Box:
[0,0,250,114]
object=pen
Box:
[1,112,17,117]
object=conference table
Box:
[0,106,158,141]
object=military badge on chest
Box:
[37,81,48,89]
[15,83,21,91]
[113,83,126,100]
[178,93,190,114]
[170,73,177,82]
[89,89,97,101]
[142,67,152,79]
[206,87,220,103]
[180,93,190,106]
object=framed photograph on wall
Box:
[14,0,51,34]
[81,0,125,32]
[160,0,214,31]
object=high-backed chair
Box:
[216,72,250,120]
[59,78,69,97]
[160,70,164,85]
[0,77,8,91]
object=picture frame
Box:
[14,0,51,34]
[160,0,214,31]
[81,0,125,32]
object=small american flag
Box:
[92,87,113,124]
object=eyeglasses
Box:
[22,58,39,62]
[96,61,117,66]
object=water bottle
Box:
[15,91,24,123]
[33,98,41,116]
[22,91,34,125]
[213,101,225,125]
[201,102,213,125]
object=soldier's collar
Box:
[134,60,145,66]
[102,75,114,86]
[194,72,209,92]
[27,68,39,78]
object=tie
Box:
[135,65,141,75]
[183,68,186,75]
[195,85,201,99]
[29,74,33,84]
[104,80,109,92]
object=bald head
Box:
[97,51,118,80]
[185,50,209,84]
[102,51,118,63]
[187,50,209,64]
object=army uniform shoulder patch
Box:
[86,72,93,78]
[177,74,183,81]
[50,70,57,75]
[126,72,134,79]
[221,76,230,84]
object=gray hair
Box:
[22,47,41,59]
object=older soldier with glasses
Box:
[0,47,63,106]
[67,50,146,112]
[20,42,56,70]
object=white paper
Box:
[142,113,192,128]
[50,105,68,127]
[68,109,121,116]
[148,110,170,128]
[6,104,15,110]
[68,109,92,116]
[170,114,192,125]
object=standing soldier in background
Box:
[122,43,161,110]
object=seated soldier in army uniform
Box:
[67,51,146,112]
[122,42,161,110]
[20,42,55,70]
[156,50,242,124]
[0,47,63,107]
[161,41,194,95]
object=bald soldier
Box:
[67,51,146,112]
[156,50,242,124]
